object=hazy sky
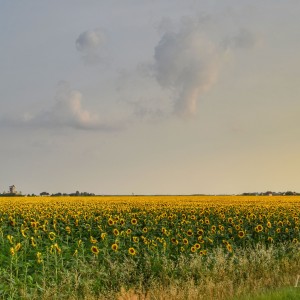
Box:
[1,0,300,195]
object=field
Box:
[1,195,300,299]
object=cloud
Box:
[222,28,258,50]
[37,81,103,130]
[114,66,173,122]
[75,28,107,64]
[0,82,121,132]
[1,19,260,131]
[153,18,221,117]
[151,18,260,118]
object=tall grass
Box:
[1,242,299,299]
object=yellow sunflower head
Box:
[128,247,136,256]
[91,246,99,255]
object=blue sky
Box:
[1,1,300,194]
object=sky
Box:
[1,0,300,195]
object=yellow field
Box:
[1,195,300,299]
[1,195,300,260]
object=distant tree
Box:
[285,191,295,195]
[40,192,50,196]
[51,193,62,196]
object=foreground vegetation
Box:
[0,196,300,299]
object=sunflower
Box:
[10,247,15,256]
[108,218,114,226]
[183,238,189,245]
[31,221,38,228]
[142,227,148,233]
[53,243,61,254]
[111,243,118,251]
[226,244,233,253]
[197,229,204,236]
[91,246,99,255]
[65,226,71,234]
[255,225,263,232]
[151,240,157,247]
[276,228,281,233]
[113,228,119,236]
[198,236,204,243]
[128,247,136,255]
[171,237,178,245]
[31,237,37,247]
[191,246,196,253]
[238,231,245,239]
[194,243,201,249]
[207,238,214,244]
[36,252,43,263]
[90,236,97,244]
[7,235,13,244]
[15,243,21,252]
[21,229,28,238]
[222,239,229,246]
[48,232,56,241]
[131,218,137,225]
[267,237,274,243]
[133,236,139,243]
[126,228,132,235]
[187,229,193,236]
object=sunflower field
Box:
[1,195,300,299]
